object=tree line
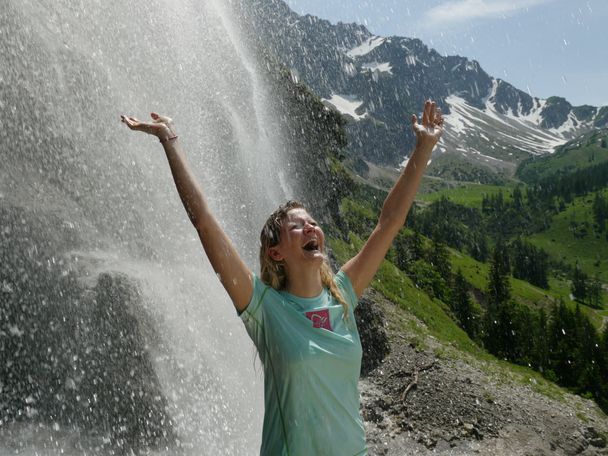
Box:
[390,231,608,412]
[341,181,608,412]
[480,242,608,412]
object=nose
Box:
[303,222,315,234]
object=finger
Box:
[411,114,418,126]
[151,112,172,124]
[435,108,444,126]
[422,100,431,125]
[428,101,436,125]
[120,115,135,127]
[124,116,148,132]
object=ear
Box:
[268,246,284,262]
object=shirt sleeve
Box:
[335,270,360,311]
[238,274,270,353]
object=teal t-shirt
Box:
[240,270,367,456]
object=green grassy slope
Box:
[328,234,577,403]
[450,247,606,329]
[527,192,608,282]
[418,183,513,209]
[415,184,607,326]
[516,129,608,183]
[331,234,483,356]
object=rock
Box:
[355,289,391,376]
[585,427,607,448]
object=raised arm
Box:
[121,113,253,312]
[342,100,444,297]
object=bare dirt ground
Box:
[356,290,608,456]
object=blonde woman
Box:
[121,100,443,455]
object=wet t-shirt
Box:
[239,270,367,456]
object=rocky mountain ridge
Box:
[236,0,608,178]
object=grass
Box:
[517,131,608,183]
[330,233,572,399]
[527,192,608,284]
[328,229,606,415]
[330,234,485,358]
[450,247,606,329]
[417,183,514,209]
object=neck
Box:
[285,265,323,298]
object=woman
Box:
[121,100,443,455]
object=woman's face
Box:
[269,208,325,268]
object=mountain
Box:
[235,0,608,180]
[517,128,608,182]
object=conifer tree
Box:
[532,307,549,372]
[512,185,523,210]
[470,230,488,262]
[587,276,603,309]
[575,313,604,401]
[428,238,452,282]
[410,230,425,262]
[483,240,514,358]
[510,238,549,289]
[452,270,478,340]
[592,192,607,232]
[393,230,426,272]
[547,300,577,386]
[571,263,588,303]
[487,240,511,305]
[393,231,414,272]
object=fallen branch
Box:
[400,361,435,402]
[400,370,418,401]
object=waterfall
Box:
[0,1,291,453]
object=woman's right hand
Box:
[120,112,177,142]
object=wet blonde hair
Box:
[259,200,349,319]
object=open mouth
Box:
[302,239,320,252]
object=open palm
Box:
[411,100,444,150]
[120,112,176,142]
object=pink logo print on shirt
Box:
[305,309,332,331]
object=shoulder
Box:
[335,270,359,308]
[239,274,275,319]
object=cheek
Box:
[317,228,326,244]
[283,230,296,245]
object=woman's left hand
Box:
[411,100,444,152]
[120,112,177,142]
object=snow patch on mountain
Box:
[405,54,428,67]
[347,36,386,58]
[517,98,546,124]
[323,94,368,121]
[361,61,393,74]
[444,94,567,156]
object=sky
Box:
[284,0,608,107]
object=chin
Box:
[303,251,325,264]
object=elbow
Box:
[377,212,407,233]
[375,217,405,241]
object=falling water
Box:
[0,0,292,454]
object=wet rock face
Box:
[0,206,175,453]
[354,290,390,376]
